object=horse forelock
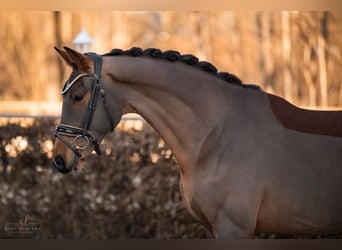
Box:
[103,47,259,90]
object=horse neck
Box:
[103,56,246,173]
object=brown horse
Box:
[53,46,342,238]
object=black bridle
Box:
[54,52,114,162]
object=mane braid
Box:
[103,47,259,89]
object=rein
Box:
[54,52,114,165]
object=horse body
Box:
[53,47,342,238]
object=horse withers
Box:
[52,46,342,238]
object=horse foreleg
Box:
[214,208,255,238]
[205,229,216,238]
[213,191,264,239]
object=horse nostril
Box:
[54,155,65,167]
[53,155,72,174]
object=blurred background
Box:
[0,11,342,239]
[0,11,341,110]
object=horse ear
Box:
[55,46,92,71]
[63,47,92,71]
[55,47,74,67]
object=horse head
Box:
[53,47,121,174]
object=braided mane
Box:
[103,47,259,90]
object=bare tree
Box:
[54,11,64,83]
[281,11,292,102]
[317,12,328,107]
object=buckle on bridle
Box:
[74,135,90,150]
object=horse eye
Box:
[73,94,84,102]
